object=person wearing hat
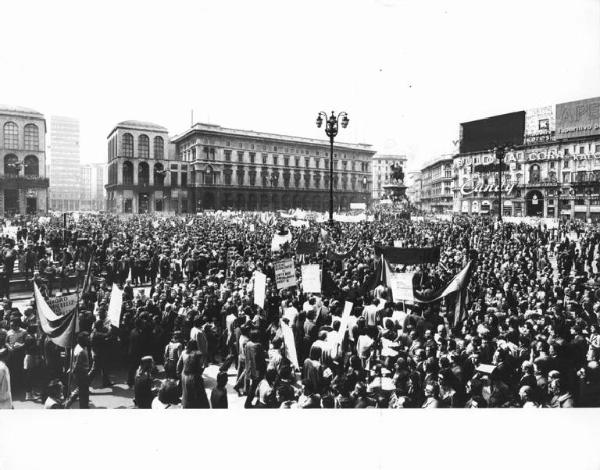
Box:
[134,356,158,409]
[88,320,113,388]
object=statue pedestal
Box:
[382,183,408,202]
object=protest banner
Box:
[253,271,267,308]
[388,272,416,302]
[46,293,78,316]
[301,264,321,293]
[274,259,296,289]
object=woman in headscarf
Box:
[177,340,209,408]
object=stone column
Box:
[117,161,123,184]
[133,161,139,186]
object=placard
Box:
[301,264,321,293]
[253,271,267,308]
[274,259,296,289]
[47,293,78,316]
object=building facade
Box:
[48,116,81,211]
[420,157,453,213]
[80,162,106,211]
[106,121,174,214]
[372,154,407,201]
[453,96,600,221]
[405,171,422,209]
[107,121,375,214]
[0,105,49,216]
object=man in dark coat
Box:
[244,330,266,408]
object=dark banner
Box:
[296,241,319,255]
[375,245,440,265]
[327,242,359,261]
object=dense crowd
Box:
[0,210,599,409]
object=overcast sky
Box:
[1,0,599,171]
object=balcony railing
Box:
[0,175,49,188]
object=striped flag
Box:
[34,283,77,349]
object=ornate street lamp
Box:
[316,111,349,224]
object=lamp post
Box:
[316,111,349,224]
[492,144,512,222]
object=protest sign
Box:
[301,264,321,293]
[274,259,296,289]
[253,271,267,308]
[107,284,124,328]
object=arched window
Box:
[4,154,19,176]
[138,161,150,184]
[122,133,133,157]
[154,136,164,159]
[3,122,18,149]
[24,155,39,177]
[529,164,541,184]
[24,124,39,150]
[138,135,149,158]
[123,161,134,184]
[154,163,165,186]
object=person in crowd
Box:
[0,347,12,409]
[210,371,229,409]
[177,340,209,409]
[134,356,158,409]
[65,332,91,409]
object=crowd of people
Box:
[0,209,599,409]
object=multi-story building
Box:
[372,154,407,201]
[80,163,106,211]
[105,121,174,214]
[453,97,600,221]
[106,121,375,213]
[0,105,49,216]
[48,116,81,211]
[420,157,454,213]
[405,171,422,209]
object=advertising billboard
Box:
[524,106,555,144]
[460,111,526,153]
[555,97,600,140]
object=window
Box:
[122,133,133,157]
[316,159,320,169]
[3,122,18,149]
[24,155,39,177]
[250,144,255,150]
[273,155,278,165]
[580,146,585,154]
[138,135,149,158]
[550,161,555,169]
[24,124,39,150]
[224,172,232,185]
[225,150,231,162]
[226,141,231,147]
[273,146,278,151]
[305,157,310,168]
[563,159,569,168]
[563,172,570,183]
[181,172,187,187]
[596,144,600,153]
[210,148,216,161]
[564,148,570,156]
[4,154,18,176]
[153,136,164,159]
[262,153,268,164]
[250,152,255,163]
[237,151,244,162]
[284,156,289,166]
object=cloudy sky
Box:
[1,0,599,171]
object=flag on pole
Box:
[34,283,77,348]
